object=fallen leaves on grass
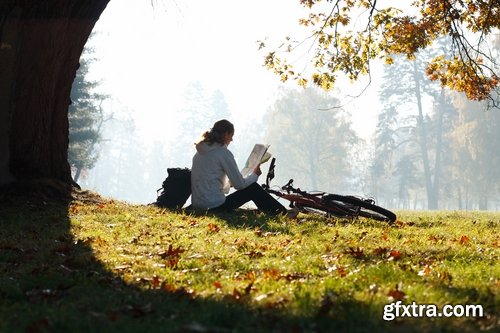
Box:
[388,249,402,261]
[81,235,107,247]
[213,280,222,289]
[358,231,368,242]
[246,250,264,258]
[428,234,446,243]
[151,275,161,288]
[157,244,186,268]
[113,264,132,272]
[256,268,310,282]
[373,247,389,256]
[160,283,196,297]
[458,235,471,245]
[418,264,432,277]
[262,268,281,280]
[332,230,340,243]
[387,283,406,301]
[437,270,453,284]
[368,284,379,295]
[373,247,402,261]
[244,271,257,281]
[327,265,348,278]
[254,227,279,238]
[69,204,80,214]
[345,246,364,259]
[207,223,220,233]
[395,220,406,227]
[244,280,254,294]
[232,288,242,300]
[230,280,254,302]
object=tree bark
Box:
[0,0,109,189]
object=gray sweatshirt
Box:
[191,142,259,210]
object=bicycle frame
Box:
[262,158,356,216]
[261,157,397,223]
[264,183,324,210]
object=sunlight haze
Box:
[88,0,379,142]
[82,0,385,203]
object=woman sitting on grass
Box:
[190,119,287,216]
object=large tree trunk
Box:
[0,0,109,190]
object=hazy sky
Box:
[88,0,382,143]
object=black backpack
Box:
[156,168,191,209]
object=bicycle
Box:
[262,158,397,223]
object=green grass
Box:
[0,194,498,332]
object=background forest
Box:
[70,36,500,211]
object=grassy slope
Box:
[0,194,498,332]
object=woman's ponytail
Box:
[196,119,234,145]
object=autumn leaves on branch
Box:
[261,0,500,105]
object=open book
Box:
[240,144,271,177]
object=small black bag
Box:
[156,168,191,209]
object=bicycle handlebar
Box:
[264,158,306,195]
[265,157,276,188]
[282,179,294,191]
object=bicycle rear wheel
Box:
[294,204,337,216]
[321,194,397,223]
[294,197,361,219]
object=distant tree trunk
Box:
[0,1,109,190]
[478,197,488,211]
[73,166,83,183]
[457,186,463,210]
[413,62,437,209]
[431,88,446,210]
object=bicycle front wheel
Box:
[321,194,397,223]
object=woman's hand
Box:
[254,165,262,176]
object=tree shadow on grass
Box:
[192,209,371,234]
[189,209,297,235]
[0,191,493,333]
